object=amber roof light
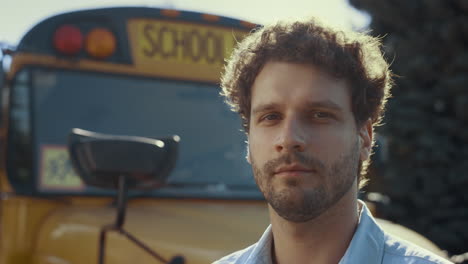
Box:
[85,28,117,59]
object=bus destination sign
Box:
[128,19,248,82]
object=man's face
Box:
[248,61,371,222]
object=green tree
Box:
[350,0,468,255]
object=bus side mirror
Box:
[0,53,4,110]
[68,128,185,264]
[0,59,4,90]
[68,128,180,190]
[0,45,14,119]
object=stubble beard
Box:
[252,140,360,223]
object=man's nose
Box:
[274,117,306,153]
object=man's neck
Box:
[269,188,360,264]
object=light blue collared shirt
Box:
[213,202,453,264]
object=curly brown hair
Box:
[220,18,393,185]
[221,18,392,131]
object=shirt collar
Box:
[247,201,385,264]
[245,225,274,264]
[339,200,385,264]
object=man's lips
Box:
[274,164,315,176]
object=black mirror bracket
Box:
[98,174,185,264]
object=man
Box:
[214,18,452,264]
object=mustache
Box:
[263,152,326,175]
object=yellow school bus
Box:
[0,6,446,264]
[0,7,268,264]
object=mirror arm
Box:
[98,174,185,264]
[116,175,128,228]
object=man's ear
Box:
[359,119,373,162]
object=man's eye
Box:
[261,113,280,121]
[312,112,332,119]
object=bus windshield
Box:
[16,68,260,198]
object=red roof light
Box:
[53,25,83,55]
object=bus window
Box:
[19,67,258,198]
[7,70,34,194]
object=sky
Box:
[0,0,370,46]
